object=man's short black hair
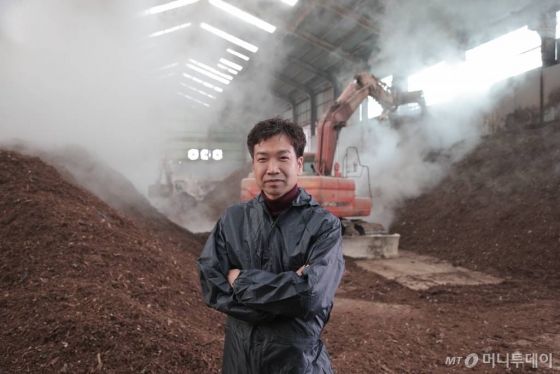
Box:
[247,117,306,159]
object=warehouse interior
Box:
[1,0,560,372]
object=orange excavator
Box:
[241,72,426,229]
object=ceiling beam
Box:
[270,92,294,107]
[270,91,297,119]
[289,2,316,31]
[287,29,366,65]
[251,66,312,99]
[268,3,368,67]
[283,56,332,83]
[270,3,316,50]
[280,55,339,99]
[312,0,380,35]
[270,72,311,96]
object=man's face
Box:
[252,134,303,200]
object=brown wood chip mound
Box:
[392,122,560,286]
[0,149,224,373]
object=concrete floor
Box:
[355,251,503,290]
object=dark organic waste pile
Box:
[392,122,560,284]
[0,148,224,373]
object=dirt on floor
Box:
[2,121,560,373]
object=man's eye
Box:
[280,156,289,160]
[258,158,266,162]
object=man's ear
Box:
[297,156,303,175]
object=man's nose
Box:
[266,160,280,174]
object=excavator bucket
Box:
[387,90,427,128]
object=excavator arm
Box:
[315,73,425,176]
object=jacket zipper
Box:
[270,205,292,230]
[260,204,293,268]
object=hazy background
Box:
[0,0,538,231]
[0,0,285,192]
[337,0,535,228]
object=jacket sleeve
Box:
[231,218,344,321]
[197,218,275,324]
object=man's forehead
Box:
[259,134,287,143]
[255,134,295,152]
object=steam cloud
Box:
[0,1,290,209]
[338,0,535,229]
[0,0,538,232]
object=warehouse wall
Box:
[481,63,560,134]
[294,61,560,156]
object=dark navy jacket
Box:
[198,188,344,374]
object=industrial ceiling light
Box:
[177,92,210,107]
[212,149,223,160]
[186,64,231,85]
[183,73,224,92]
[156,72,176,80]
[188,149,199,160]
[186,148,223,161]
[209,0,276,33]
[281,0,298,6]
[200,149,211,161]
[149,22,191,37]
[180,83,217,99]
[200,23,258,53]
[226,48,250,61]
[219,58,242,71]
[188,59,233,80]
[144,0,199,15]
[217,63,238,75]
[159,62,179,70]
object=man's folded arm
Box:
[198,218,275,324]
[232,219,344,321]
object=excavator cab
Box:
[301,152,316,175]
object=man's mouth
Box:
[265,179,283,183]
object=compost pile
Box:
[0,148,224,373]
[392,122,560,285]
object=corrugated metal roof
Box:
[151,0,548,116]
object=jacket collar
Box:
[256,187,318,207]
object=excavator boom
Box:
[315,74,372,176]
[315,73,425,176]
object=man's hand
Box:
[228,269,241,286]
[296,265,309,276]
